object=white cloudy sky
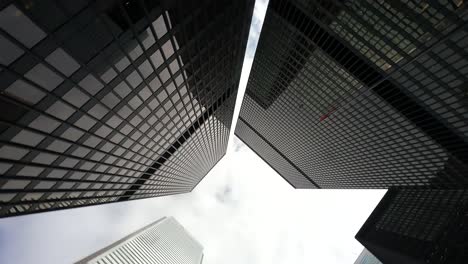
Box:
[0,1,385,263]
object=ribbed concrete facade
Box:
[77,217,203,264]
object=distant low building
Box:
[354,248,382,264]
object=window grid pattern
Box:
[356,189,468,264]
[375,190,461,242]
[78,217,203,264]
[235,0,468,188]
[236,119,317,188]
[0,0,254,217]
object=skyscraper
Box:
[354,248,382,264]
[356,188,468,264]
[0,0,254,217]
[235,0,468,188]
[76,216,203,264]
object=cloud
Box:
[0,1,386,264]
[215,185,233,203]
[233,137,245,152]
[228,0,269,150]
[0,137,384,264]
[246,0,269,57]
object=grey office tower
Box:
[77,217,204,264]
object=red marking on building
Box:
[319,107,336,122]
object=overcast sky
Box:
[0,1,386,263]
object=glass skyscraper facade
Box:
[356,188,468,264]
[0,0,254,217]
[235,0,468,188]
[76,216,203,264]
